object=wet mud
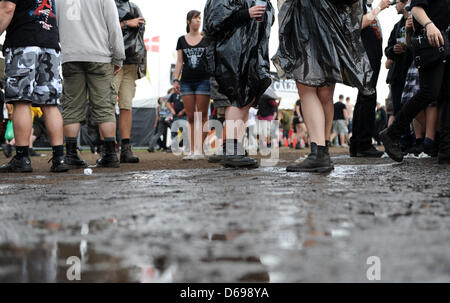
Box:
[0,148,449,282]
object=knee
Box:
[186,114,195,124]
[319,96,333,106]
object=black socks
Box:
[104,137,116,154]
[52,145,65,158]
[16,146,29,159]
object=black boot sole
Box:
[67,163,88,169]
[222,161,259,169]
[0,167,33,173]
[120,158,140,164]
[96,162,120,168]
[208,156,224,163]
[51,166,70,173]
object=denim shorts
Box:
[180,80,210,96]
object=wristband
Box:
[123,20,128,29]
[424,21,433,29]
[173,79,180,84]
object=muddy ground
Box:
[0,147,449,282]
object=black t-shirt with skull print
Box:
[176,35,210,82]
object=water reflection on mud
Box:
[1,158,450,282]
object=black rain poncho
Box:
[204,0,275,108]
[272,0,373,95]
[115,0,147,78]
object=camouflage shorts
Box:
[4,47,62,106]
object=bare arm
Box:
[412,6,444,48]
[166,102,176,116]
[295,105,301,118]
[362,0,390,29]
[173,50,183,81]
[0,1,16,36]
[173,49,183,92]
[343,109,349,124]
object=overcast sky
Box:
[1,0,401,107]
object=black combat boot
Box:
[287,143,333,173]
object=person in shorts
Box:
[114,0,147,164]
[0,0,68,173]
[330,95,349,148]
[56,0,125,169]
[173,10,211,160]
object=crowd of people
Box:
[0,0,449,174]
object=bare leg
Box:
[339,134,346,146]
[183,94,196,153]
[413,110,426,139]
[194,94,210,153]
[317,85,335,142]
[41,105,64,146]
[225,101,254,141]
[425,106,438,140]
[29,129,35,148]
[119,109,132,140]
[297,84,326,146]
[99,122,116,139]
[64,123,81,138]
[12,103,33,147]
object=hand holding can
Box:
[249,0,266,22]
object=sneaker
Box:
[405,143,424,157]
[287,143,333,173]
[341,143,349,148]
[0,156,33,173]
[183,153,195,161]
[379,129,403,162]
[2,144,13,158]
[183,153,205,161]
[147,146,155,153]
[49,156,69,173]
[120,143,139,163]
[96,152,120,168]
